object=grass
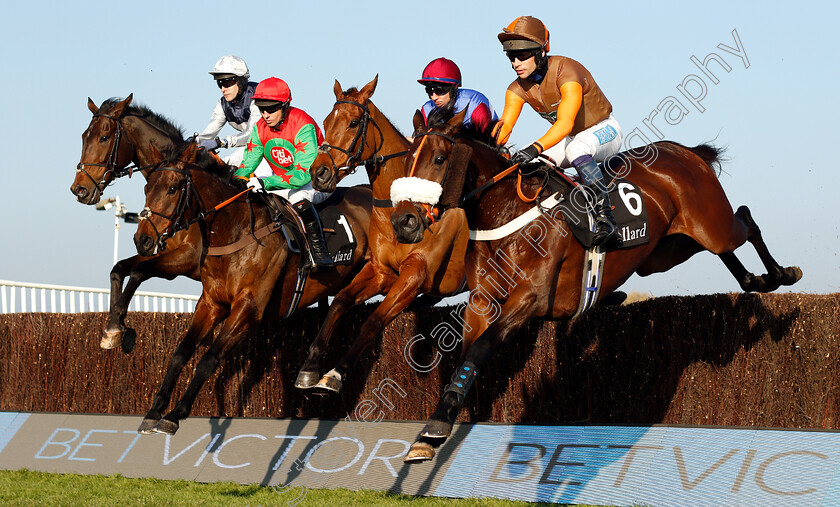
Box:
[0,469,591,506]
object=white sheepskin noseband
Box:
[390,177,443,206]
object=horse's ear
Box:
[111,94,134,117]
[359,74,378,100]
[88,97,98,114]
[412,109,425,134]
[183,142,198,162]
[449,109,468,127]
[333,79,343,99]
[148,141,163,162]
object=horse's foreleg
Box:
[296,262,392,389]
[152,297,256,435]
[734,206,802,291]
[406,289,538,463]
[102,248,201,353]
[315,259,425,393]
[138,297,221,434]
[101,256,142,351]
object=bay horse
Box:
[293,76,471,393]
[73,95,201,352]
[391,110,802,462]
[133,142,372,434]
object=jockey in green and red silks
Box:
[234,77,333,268]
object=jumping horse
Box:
[72,95,200,352]
[133,142,372,434]
[293,76,472,393]
[390,110,802,462]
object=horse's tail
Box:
[670,142,726,176]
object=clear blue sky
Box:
[1,0,836,297]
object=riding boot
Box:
[573,155,619,247]
[292,200,334,268]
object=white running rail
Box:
[0,280,199,314]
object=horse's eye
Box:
[434,155,446,165]
[99,135,109,142]
[167,185,178,194]
[348,119,360,128]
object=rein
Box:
[318,99,408,206]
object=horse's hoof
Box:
[120,328,137,355]
[152,419,179,435]
[314,374,342,394]
[100,329,122,350]
[138,418,160,435]
[783,266,803,285]
[421,420,452,439]
[294,370,321,389]
[404,441,435,463]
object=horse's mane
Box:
[160,143,234,184]
[424,107,507,156]
[101,97,185,142]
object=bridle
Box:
[137,164,206,254]
[318,99,408,180]
[402,130,459,224]
[75,111,165,194]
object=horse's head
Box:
[312,76,381,192]
[72,95,137,204]
[391,109,473,244]
[134,142,205,257]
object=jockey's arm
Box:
[493,90,525,144]
[533,81,582,153]
[233,127,263,181]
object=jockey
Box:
[196,55,266,170]
[418,57,497,134]
[233,77,333,268]
[494,16,623,246]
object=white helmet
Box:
[209,55,249,79]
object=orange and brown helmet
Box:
[498,16,550,52]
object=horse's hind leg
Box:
[722,206,802,292]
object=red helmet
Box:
[253,77,291,104]
[418,58,462,86]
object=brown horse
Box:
[133,142,372,434]
[73,95,202,352]
[293,76,471,393]
[391,111,802,462]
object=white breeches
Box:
[542,114,623,168]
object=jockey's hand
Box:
[198,137,222,151]
[510,144,541,166]
[247,177,266,193]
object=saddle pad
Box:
[314,188,357,265]
[548,176,650,250]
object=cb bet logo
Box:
[270,145,294,166]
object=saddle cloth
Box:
[546,169,650,250]
[279,188,358,266]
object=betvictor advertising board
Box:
[3,412,840,505]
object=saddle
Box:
[261,190,358,266]
[537,154,650,250]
